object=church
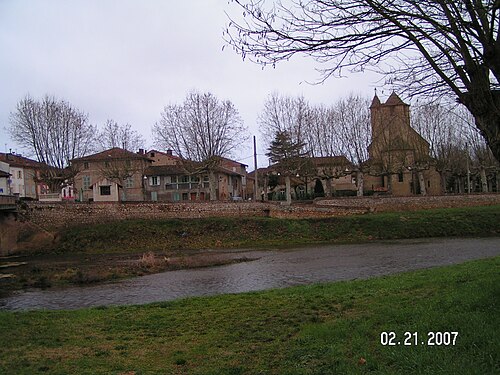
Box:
[363,92,442,196]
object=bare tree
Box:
[258,92,310,150]
[225,0,500,161]
[98,120,145,152]
[413,101,499,192]
[9,94,95,191]
[334,94,372,195]
[153,91,248,200]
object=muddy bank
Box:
[0,249,257,297]
[2,237,499,310]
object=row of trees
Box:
[8,91,499,197]
[7,92,248,197]
[225,0,500,163]
[259,92,499,198]
[8,95,146,190]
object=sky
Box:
[0,0,381,168]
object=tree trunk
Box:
[325,178,333,197]
[418,171,427,196]
[440,172,447,194]
[356,170,364,197]
[386,174,392,194]
[209,170,217,201]
[480,167,488,193]
[460,88,500,163]
[285,175,292,205]
[263,175,268,201]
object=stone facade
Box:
[71,148,152,202]
[21,194,499,230]
[365,93,443,196]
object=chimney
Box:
[138,148,144,155]
[166,149,173,156]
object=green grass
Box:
[0,257,498,374]
[51,205,500,254]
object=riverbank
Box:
[0,257,498,374]
[1,205,499,294]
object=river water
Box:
[1,237,498,311]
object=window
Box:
[398,172,404,183]
[100,185,111,196]
[125,177,134,188]
[83,162,89,169]
[150,176,160,186]
[17,171,22,179]
[83,176,91,190]
[428,180,431,188]
[104,161,110,167]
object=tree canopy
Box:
[225,0,500,161]
[153,91,248,163]
[9,94,95,169]
[97,120,145,152]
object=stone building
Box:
[0,152,46,199]
[71,148,152,202]
[143,151,248,202]
[364,92,442,196]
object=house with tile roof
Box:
[143,152,248,202]
[71,148,152,202]
[0,152,47,199]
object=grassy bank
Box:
[2,205,498,294]
[53,205,500,254]
[0,257,498,374]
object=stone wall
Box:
[19,193,500,231]
[21,201,368,230]
[315,193,500,212]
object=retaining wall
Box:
[20,193,500,230]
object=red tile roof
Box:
[0,153,45,169]
[71,148,152,162]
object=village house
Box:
[364,92,442,196]
[71,148,152,202]
[0,162,10,196]
[143,150,248,202]
[0,152,47,199]
[249,156,356,200]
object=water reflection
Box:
[1,237,499,310]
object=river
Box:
[1,237,498,311]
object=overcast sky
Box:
[0,0,382,167]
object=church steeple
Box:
[370,93,381,108]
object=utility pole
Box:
[253,136,258,202]
[466,142,471,194]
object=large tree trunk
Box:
[263,175,268,201]
[386,174,392,194]
[209,170,217,201]
[418,171,427,196]
[356,170,364,197]
[480,167,488,193]
[325,178,332,197]
[285,175,292,205]
[460,86,500,163]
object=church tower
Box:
[370,91,410,139]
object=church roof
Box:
[370,94,381,108]
[384,92,408,106]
